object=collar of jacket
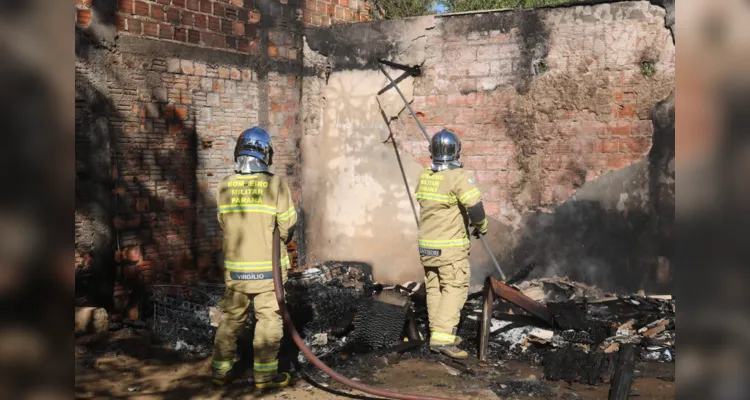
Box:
[430,160,462,172]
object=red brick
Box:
[213,79,224,93]
[186,0,199,11]
[570,139,594,154]
[173,0,185,6]
[484,201,500,217]
[180,93,192,104]
[159,24,173,39]
[200,0,213,13]
[619,138,651,154]
[194,14,207,29]
[118,0,134,14]
[76,8,91,25]
[615,103,637,119]
[134,1,149,16]
[143,21,158,36]
[454,109,474,124]
[211,33,226,48]
[156,0,170,4]
[151,5,165,20]
[631,120,653,137]
[168,123,183,134]
[174,105,188,120]
[344,8,352,20]
[607,154,632,169]
[232,21,244,35]
[594,139,619,153]
[607,121,631,136]
[181,11,194,26]
[316,0,327,13]
[312,14,322,26]
[340,0,349,7]
[187,29,201,44]
[174,27,187,41]
[214,2,226,17]
[230,68,241,80]
[580,121,606,137]
[486,156,511,170]
[208,16,221,32]
[463,156,486,170]
[302,10,313,24]
[166,7,181,23]
[463,140,495,155]
[476,170,499,184]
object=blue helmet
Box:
[234,126,273,166]
[429,129,461,162]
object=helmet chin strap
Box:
[235,156,269,173]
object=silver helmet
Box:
[234,126,273,165]
[430,129,461,163]
[234,127,273,173]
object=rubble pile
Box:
[148,283,228,354]
[145,266,673,388]
[147,263,375,357]
[455,276,675,385]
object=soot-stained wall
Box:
[302,1,675,292]
[74,0,368,309]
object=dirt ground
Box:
[74,329,675,400]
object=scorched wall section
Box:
[392,1,675,222]
[302,1,675,291]
[75,0,370,308]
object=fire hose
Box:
[272,228,453,400]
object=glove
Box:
[472,227,487,238]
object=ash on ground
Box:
[144,268,674,387]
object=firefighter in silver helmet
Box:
[414,129,488,359]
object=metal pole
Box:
[479,234,506,281]
[377,61,431,143]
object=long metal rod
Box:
[377,61,431,143]
[479,235,506,280]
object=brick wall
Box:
[302,0,371,26]
[74,0,366,307]
[389,4,674,221]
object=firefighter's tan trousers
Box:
[424,258,470,345]
[212,288,282,383]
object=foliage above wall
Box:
[440,0,588,13]
[369,0,437,20]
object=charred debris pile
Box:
[146,262,674,386]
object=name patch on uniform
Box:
[419,247,442,257]
[230,271,273,280]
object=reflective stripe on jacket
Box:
[217,172,297,293]
[415,167,485,266]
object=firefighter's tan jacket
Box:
[217,172,297,294]
[415,167,487,267]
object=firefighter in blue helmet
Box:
[211,127,296,388]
